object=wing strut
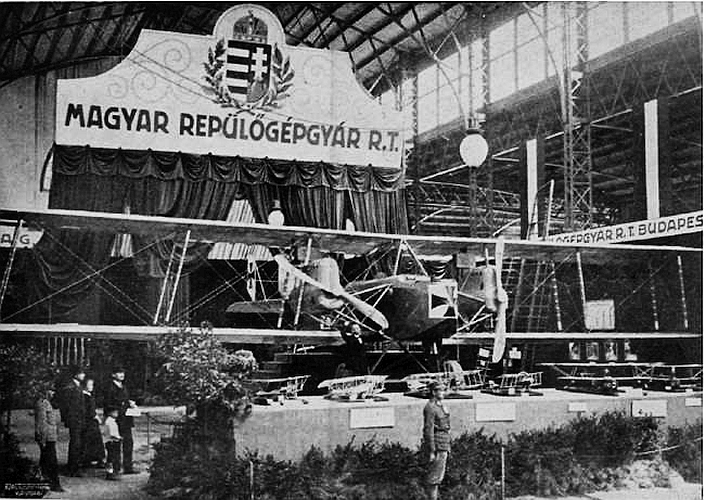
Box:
[676,255,689,330]
[165,230,191,324]
[491,239,508,363]
[154,243,176,325]
[0,218,22,321]
[293,238,313,328]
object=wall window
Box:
[627,2,669,42]
[490,20,515,59]
[490,53,515,102]
[391,0,701,139]
[518,37,545,88]
[588,2,625,58]
[672,1,700,22]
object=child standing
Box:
[102,407,122,480]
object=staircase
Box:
[252,351,294,379]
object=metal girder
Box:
[407,182,520,215]
[0,3,105,43]
[63,7,94,64]
[281,4,310,31]
[20,3,49,71]
[590,29,702,120]
[317,3,378,48]
[562,2,593,231]
[355,4,446,71]
[293,3,341,48]
[470,25,496,237]
[309,3,383,50]
[344,3,415,56]
[41,7,71,68]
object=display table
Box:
[232,389,702,460]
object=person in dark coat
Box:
[423,381,451,500]
[81,378,105,466]
[35,388,63,492]
[59,367,86,477]
[103,367,136,474]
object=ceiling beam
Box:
[41,7,70,68]
[0,3,109,43]
[20,3,49,71]
[355,4,447,72]
[344,3,416,56]
[281,4,309,30]
[308,2,396,53]
[296,3,341,47]
[315,2,378,48]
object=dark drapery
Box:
[26,145,407,322]
[51,145,408,233]
[52,145,404,192]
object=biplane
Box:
[244,375,310,405]
[645,364,703,392]
[540,362,656,395]
[317,375,388,401]
[402,360,484,399]
[482,371,543,396]
[0,208,701,377]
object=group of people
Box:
[34,366,137,492]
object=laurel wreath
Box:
[203,39,294,113]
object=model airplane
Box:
[402,360,484,398]
[540,362,655,395]
[245,375,310,405]
[317,374,388,401]
[482,371,543,396]
[645,364,702,392]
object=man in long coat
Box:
[59,367,86,476]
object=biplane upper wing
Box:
[0,208,701,264]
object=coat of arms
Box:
[203,11,294,112]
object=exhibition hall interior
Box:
[0,2,702,499]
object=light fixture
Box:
[459,128,489,168]
[268,199,285,226]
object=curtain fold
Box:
[53,145,404,191]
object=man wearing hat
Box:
[103,367,137,474]
[422,380,450,500]
[59,366,86,477]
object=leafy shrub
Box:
[505,426,580,497]
[148,410,694,500]
[445,430,502,500]
[0,343,57,428]
[569,410,661,466]
[663,422,702,482]
[155,322,254,423]
[0,433,43,496]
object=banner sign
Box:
[0,226,42,248]
[56,5,404,169]
[548,210,702,244]
[583,300,615,331]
